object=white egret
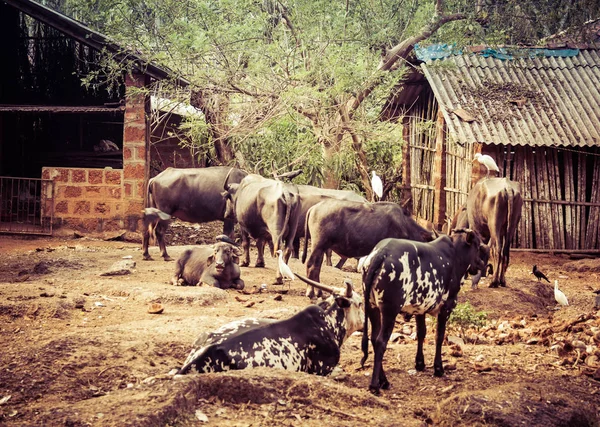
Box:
[554,280,568,307]
[473,153,500,178]
[371,171,383,201]
[276,249,295,281]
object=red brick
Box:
[108,187,122,199]
[95,202,109,215]
[55,200,69,214]
[72,169,86,183]
[81,218,100,231]
[42,169,50,179]
[64,186,83,198]
[123,147,133,161]
[125,200,144,215]
[125,73,145,88]
[102,219,123,232]
[124,163,145,180]
[135,145,146,161]
[124,125,146,143]
[74,201,91,215]
[89,170,103,184]
[85,186,102,197]
[56,169,69,182]
[136,181,146,198]
[106,170,122,185]
[124,182,133,197]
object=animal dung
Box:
[148,303,164,314]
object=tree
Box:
[61,0,599,195]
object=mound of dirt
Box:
[563,259,600,273]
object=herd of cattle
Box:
[142,166,522,394]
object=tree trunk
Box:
[191,89,236,165]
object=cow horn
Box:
[223,168,235,190]
[343,279,353,297]
[294,272,339,294]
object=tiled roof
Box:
[421,49,600,147]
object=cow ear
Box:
[466,229,477,245]
[334,296,351,308]
[207,249,215,266]
[226,183,239,195]
[221,190,231,200]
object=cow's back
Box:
[149,167,247,223]
[179,246,213,285]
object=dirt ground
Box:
[1,224,600,426]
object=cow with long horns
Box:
[177,274,363,376]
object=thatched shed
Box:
[394,45,600,251]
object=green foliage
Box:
[449,302,488,331]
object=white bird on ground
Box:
[371,171,383,201]
[554,280,568,307]
[473,153,500,178]
[276,249,295,281]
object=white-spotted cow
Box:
[360,229,486,394]
[177,275,363,376]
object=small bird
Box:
[554,280,568,306]
[473,153,500,178]
[371,171,383,201]
[276,249,295,281]
[532,265,550,282]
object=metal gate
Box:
[0,176,54,235]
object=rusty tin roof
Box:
[421,49,600,147]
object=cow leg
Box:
[369,309,396,394]
[255,238,266,268]
[334,257,348,270]
[156,223,172,261]
[240,230,250,267]
[306,250,325,298]
[222,218,235,239]
[292,237,300,259]
[433,304,453,377]
[325,249,333,267]
[142,225,153,261]
[233,278,245,290]
[415,314,427,371]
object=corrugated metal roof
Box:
[421,49,600,147]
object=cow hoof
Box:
[489,283,499,288]
[163,256,173,262]
[415,362,425,372]
[255,261,265,268]
[433,369,444,377]
[143,255,153,261]
[380,379,390,390]
[368,385,381,395]
[235,283,245,290]
[240,261,249,267]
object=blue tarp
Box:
[415,43,580,61]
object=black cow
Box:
[142,166,247,261]
[302,200,435,298]
[295,185,367,267]
[177,275,363,375]
[360,229,485,394]
[171,241,244,290]
[224,174,301,283]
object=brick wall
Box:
[42,166,124,231]
[41,72,150,233]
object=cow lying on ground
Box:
[171,240,244,290]
[360,229,486,394]
[302,200,435,298]
[177,274,363,375]
[224,174,301,283]
[143,166,247,261]
[456,178,523,287]
[142,208,172,261]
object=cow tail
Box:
[275,188,292,254]
[147,177,156,208]
[360,249,386,368]
[302,205,312,264]
[504,188,513,259]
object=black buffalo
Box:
[224,174,301,283]
[360,229,485,394]
[302,200,435,298]
[171,241,244,290]
[142,166,247,261]
[177,275,363,375]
